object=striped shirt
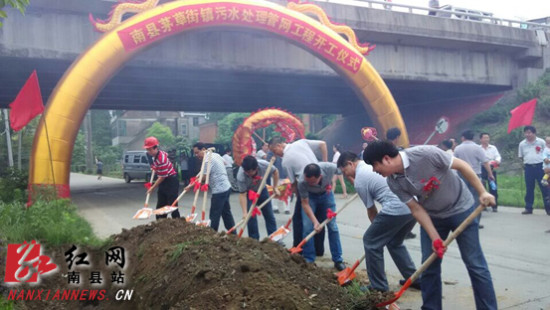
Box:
[151,150,176,178]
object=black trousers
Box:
[156,175,181,219]
[292,192,326,255]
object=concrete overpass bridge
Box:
[1,0,548,117]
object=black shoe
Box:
[316,252,324,257]
[492,208,498,213]
[273,209,280,214]
[334,261,346,271]
[404,232,416,239]
[478,224,484,229]
[522,210,533,215]
[284,210,290,214]
[399,279,421,290]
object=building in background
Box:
[110,110,208,150]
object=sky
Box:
[393,0,550,21]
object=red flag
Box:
[9,70,44,131]
[507,98,537,134]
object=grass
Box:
[168,242,190,262]
[496,174,548,208]
[0,199,102,246]
[0,295,14,310]
[343,280,366,298]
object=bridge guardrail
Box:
[312,0,550,31]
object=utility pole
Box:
[84,111,94,173]
[3,109,14,167]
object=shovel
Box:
[154,188,189,216]
[337,253,365,286]
[376,204,487,307]
[289,194,358,254]
[269,217,293,242]
[187,153,208,222]
[132,170,156,219]
[196,150,214,227]
[237,157,276,238]
[227,193,276,234]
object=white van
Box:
[122,151,153,183]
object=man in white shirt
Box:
[256,143,269,160]
[479,133,501,212]
[222,149,236,191]
[518,126,550,215]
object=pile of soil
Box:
[1,220,394,309]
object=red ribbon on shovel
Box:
[144,182,152,190]
[201,184,209,192]
[327,208,337,219]
[325,184,332,194]
[251,207,261,217]
[193,181,201,192]
[248,190,260,203]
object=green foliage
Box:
[0,199,101,246]
[466,69,550,170]
[496,174,547,209]
[91,110,112,147]
[71,131,86,172]
[0,295,14,310]
[0,0,29,27]
[146,122,176,149]
[215,113,249,146]
[168,242,190,262]
[0,167,28,203]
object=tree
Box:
[215,113,248,146]
[0,0,30,27]
[91,110,112,147]
[146,122,176,149]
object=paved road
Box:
[71,173,550,310]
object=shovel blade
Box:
[269,226,290,242]
[336,268,356,286]
[133,208,153,220]
[288,246,303,254]
[195,219,211,227]
[185,213,198,222]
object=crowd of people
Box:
[140,123,550,309]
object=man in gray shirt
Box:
[364,141,497,310]
[337,151,418,292]
[269,137,328,252]
[454,130,494,228]
[518,125,550,215]
[237,155,279,240]
[297,162,345,271]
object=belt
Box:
[524,163,542,167]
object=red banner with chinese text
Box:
[117,3,363,73]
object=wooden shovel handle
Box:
[144,170,156,207]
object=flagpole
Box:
[42,116,56,190]
[3,109,14,167]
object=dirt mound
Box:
[1,220,393,309]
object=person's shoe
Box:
[492,208,498,213]
[478,224,484,229]
[334,261,346,271]
[316,252,324,257]
[404,232,416,239]
[399,279,421,290]
[284,210,291,214]
[522,210,533,215]
[273,209,280,214]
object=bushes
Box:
[0,199,100,246]
[0,167,28,203]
